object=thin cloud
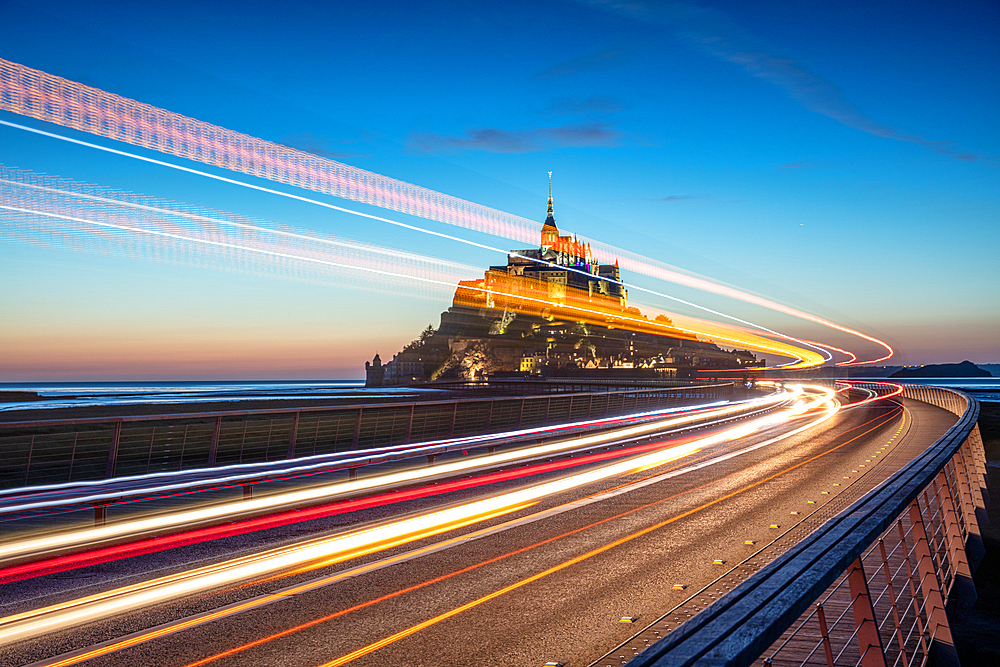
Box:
[550,96,625,115]
[538,49,625,79]
[582,0,982,162]
[657,194,704,201]
[410,123,622,153]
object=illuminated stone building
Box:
[454,175,627,314]
[365,177,760,386]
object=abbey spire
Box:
[545,171,556,227]
[541,171,559,249]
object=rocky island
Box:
[366,181,761,386]
[889,360,992,378]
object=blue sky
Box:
[1,0,997,379]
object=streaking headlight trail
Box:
[0,391,793,563]
[0,385,836,647]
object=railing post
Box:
[846,557,887,667]
[815,603,835,667]
[934,470,977,615]
[145,426,156,474]
[352,407,363,448]
[105,420,122,478]
[404,404,415,443]
[448,402,458,438]
[896,519,930,658]
[484,400,493,433]
[969,431,989,506]
[286,411,300,459]
[921,490,948,584]
[909,500,960,667]
[952,447,986,569]
[207,416,222,466]
[878,538,909,665]
[68,432,79,481]
[24,435,35,485]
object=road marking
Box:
[314,407,904,667]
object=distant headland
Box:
[889,361,992,379]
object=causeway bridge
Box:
[0,381,987,667]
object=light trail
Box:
[0,385,836,648]
[0,170,477,291]
[0,58,894,364]
[0,404,785,584]
[0,432,717,584]
[15,385,855,666]
[0,201,825,367]
[0,159,834,367]
[0,118,845,367]
[185,408,903,667]
[0,396,738,505]
[837,381,904,408]
[321,397,902,667]
[0,392,792,563]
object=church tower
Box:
[540,172,559,249]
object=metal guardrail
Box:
[0,396,790,527]
[0,382,740,489]
[621,384,985,667]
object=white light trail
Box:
[0,193,825,366]
[0,385,836,646]
[0,392,792,563]
[0,55,894,363]
[0,398,742,508]
[0,138,834,366]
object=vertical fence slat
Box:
[104,421,122,478]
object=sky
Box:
[0,0,998,380]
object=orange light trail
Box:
[0,57,894,364]
[0,166,824,368]
[320,395,899,667]
[2,196,823,368]
[176,402,906,667]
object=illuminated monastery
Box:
[453,174,627,315]
[366,178,760,386]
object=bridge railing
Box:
[625,384,986,667]
[0,382,740,490]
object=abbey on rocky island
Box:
[366,177,761,387]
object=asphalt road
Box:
[0,395,958,667]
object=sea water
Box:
[876,377,1000,403]
[0,380,435,412]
